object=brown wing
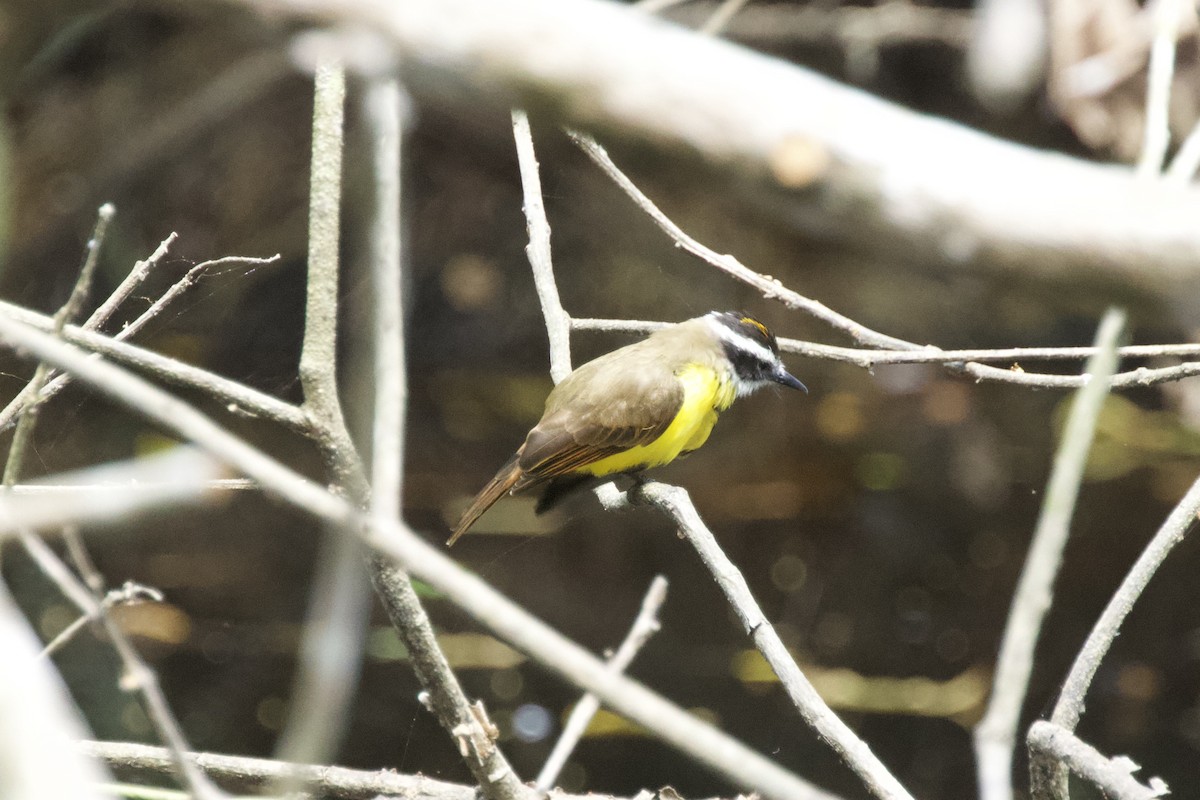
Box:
[515,341,684,485]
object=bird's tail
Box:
[447,455,523,546]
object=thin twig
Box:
[64,523,106,593]
[698,0,750,36]
[1166,114,1200,183]
[1027,722,1168,800]
[3,204,114,487]
[624,482,912,800]
[38,580,164,660]
[84,233,177,330]
[1028,465,1200,792]
[0,206,125,434]
[574,316,1200,366]
[535,575,669,790]
[0,298,308,432]
[564,140,1200,391]
[974,309,1125,800]
[1136,0,1185,179]
[0,252,282,435]
[0,310,834,800]
[512,110,572,382]
[0,449,224,539]
[2,209,221,800]
[567,130,909,352]
[7,479,257,496]
[273,59,372,788]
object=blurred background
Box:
[3,1,1200,799]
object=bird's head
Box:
[704,311,807,396]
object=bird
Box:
[447,311,807,546]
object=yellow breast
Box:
[582,363,734,477]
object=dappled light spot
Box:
[490,667,524,701]
[769,135,831,188]
[923,379,971,426]
[816,391,864,441]
[856,451,904,490]
[769,553,808,592]
[1116,662,1162,703]
[441,253,502,311]
[111,600,191,647]
[512,702,553,743]
[255,695,285,732]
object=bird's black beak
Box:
[773,366,808,393]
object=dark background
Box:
[2,2,1198,799]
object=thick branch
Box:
[253,0,1200,290]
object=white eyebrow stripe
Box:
[706,316,777,365]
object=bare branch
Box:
[85,739,481,800]
[535,575,669,790]
[519,105,896,799]
[248,0,1200,289]
[4,468,227,798]
[566,131,907,351]
[697,0,750,36]
[4,204,114,488]
[6,479,257,497]
[974,309,1125,800]
[623,482,912,800]
[299,61,349,431]
[0,251,284,436]
[1027,722,1168,800]
[1136,0,1188,179]
[575,316,1200,367]
[83,739,749,800]
[668,0,974,50]
[0,310,833,800]
[1043,471,1200,725]
[0,299,309,432]
[84,233,177,331]
[38,580,163,661]
[0,459,225,541]
[513,110,572,382]
[356,73,529,800]
[366,77,407,520]
[274,59,372,787]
